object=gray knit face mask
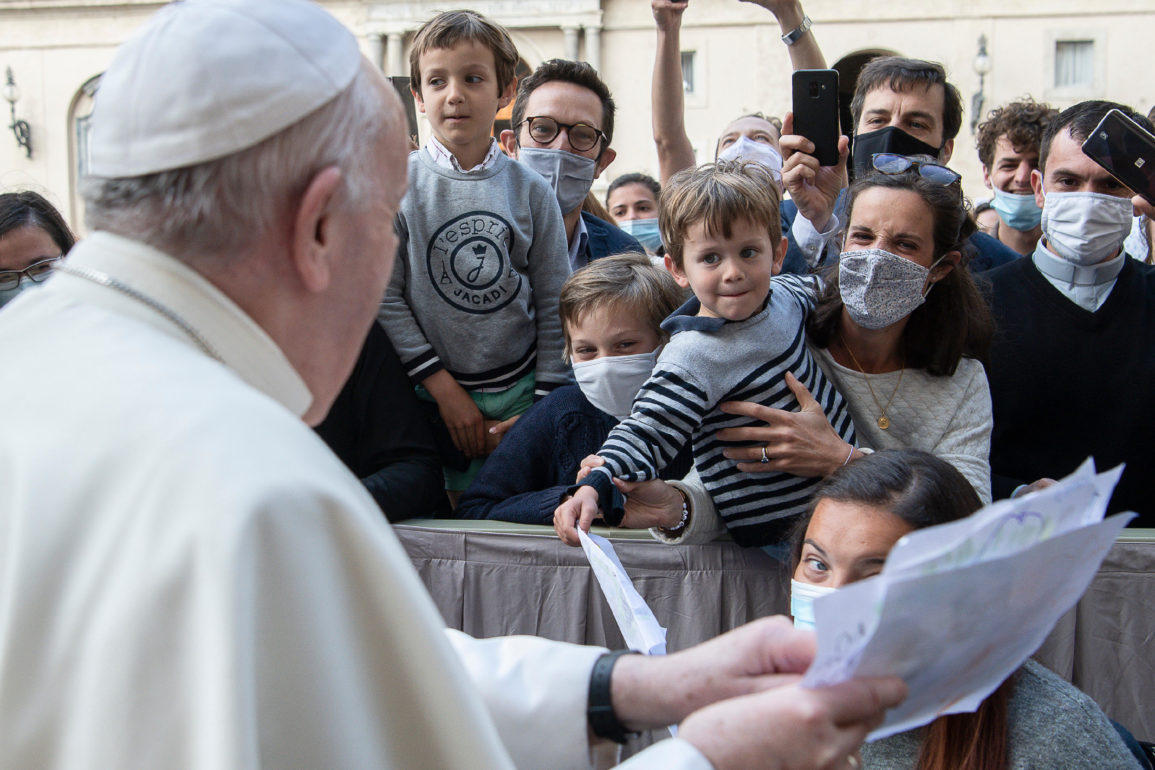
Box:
[838,248,942,329]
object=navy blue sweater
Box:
[455,385,693,524]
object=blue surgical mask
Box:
[991,188,1042,231]
[617,218,663,252]
[790,578,837,631]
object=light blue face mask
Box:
[790,578,837,631]
[616,217,663,252]
[991,188,1043,232]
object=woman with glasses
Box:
[0,191,75,309]
[608,157,995,544]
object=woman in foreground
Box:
[792,449,1142,770]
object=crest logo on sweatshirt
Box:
[427,211,522,314]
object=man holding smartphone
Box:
[781,56,1021,272]
[984,100,1155,526]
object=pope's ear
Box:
[291,165,343,293]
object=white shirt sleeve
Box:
[791,210,842,269]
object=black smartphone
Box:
[792,69,840,166]
[1080,108,1155,205]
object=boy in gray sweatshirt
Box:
[379,11,571,495]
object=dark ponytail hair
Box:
[792,449,981,561]
[807,169,993,376]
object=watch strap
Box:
[588,649,639,744]
[781,15,813,46]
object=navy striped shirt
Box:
[583,274,856,547]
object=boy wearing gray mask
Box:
[379,11,572,501]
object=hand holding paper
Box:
[800,461,1132,740]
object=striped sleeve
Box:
[771,273,821,315]
[576,364,710,517]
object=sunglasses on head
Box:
[871,153,961,186]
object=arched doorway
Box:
[66,73,102,232]
[832,49,899,137]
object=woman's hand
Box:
[614,478,688,530]
[484,415,519,453]
[719,372,859,477]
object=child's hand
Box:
[435,383,487,458]
[553,486,602,546]
[574,453,606,483]
[484,415,520,453]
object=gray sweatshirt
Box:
[380,150,571,397]
[861,660,1140,769]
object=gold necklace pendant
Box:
[839,334,903,434]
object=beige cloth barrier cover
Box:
[396,521,1154,741]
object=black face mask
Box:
[851,126,942,178]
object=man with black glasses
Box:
[500,59,642,270]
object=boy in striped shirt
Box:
[554,161,855,548]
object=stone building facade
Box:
[1,0,1152,229]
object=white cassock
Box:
[0,233,709,769]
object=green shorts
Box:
[416,370,535,491]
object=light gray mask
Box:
[838,248,941,330]
[518,147,597,215]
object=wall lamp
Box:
[3,67,33,159]
[970,35,991,134]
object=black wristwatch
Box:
[587,649,640,744]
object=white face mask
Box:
[717,136,784,185]
[837,249,942,330]
[518,147,598,215]
[790,578,837,631]
[572,350,660,419]
[1040,191,1133,266]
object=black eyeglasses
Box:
[871,153,961,186]
[0,256,62,291]
[517,116,607,153]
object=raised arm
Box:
[651,1,696,185]
[740,0,826,71]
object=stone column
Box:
[585,25,602,71]
[386,33,405,77]
[365,34,384,72]
[563,26,580,61]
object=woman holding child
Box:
[616,154,995,543]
